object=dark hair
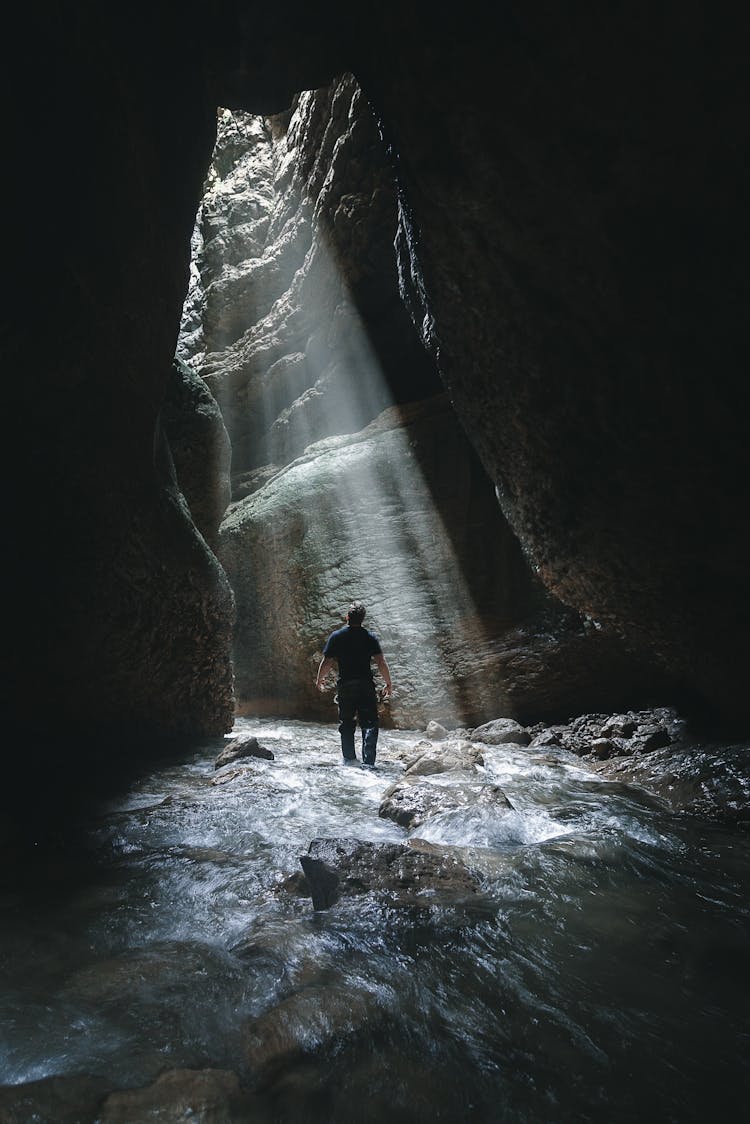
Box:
[347,601,366,625]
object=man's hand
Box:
[316,655,336,691]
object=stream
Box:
[1,717,749,1122]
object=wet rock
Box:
[298,837,482,910]
[470,718,531,746]
[379,779,465,829]
[600,716,638,739]
[635,725,673,752]
[215,734,274,769]
[425,720,448,740]
[210,766,256,786]
[379,778,512,830]
[0,1075,112,1123]
[529,729,562,748]
[541,707,680,760]
[403,740,483,777]
[243,984,384,1091]
[98,1068,257,1123]
[394,739,432,764]
[202,82,637,733]
[278,870,310,896]
[59,940,239,1006]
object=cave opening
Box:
[171,75,549,732]
[2,11,750,1118]
[169,73,681,741]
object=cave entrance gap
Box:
[173,75,536,732]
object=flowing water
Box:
[1,718,749,1122]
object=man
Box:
[316,601,392,766]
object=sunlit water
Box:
[1,718,748,1122]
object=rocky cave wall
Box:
[177,76,666,727]
[3,2,749,832]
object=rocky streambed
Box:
[0,710,748,1122]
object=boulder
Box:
[379,778,513,830]
[425,720,448,740]
[529,729,562,748]
[537,707,680,760]
[0,1075,112,1124]
[297,837,482,910]
[470,718,531,746]
[214,734,274,769]
[243,985,383,1091]
[634,725,672,753]
[403,740,483,776]
[600,716,638,739]
[98,1069,255,1123]
[591,738,615,760]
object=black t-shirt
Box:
[323,625,382,682]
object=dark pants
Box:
[336,678,379,764]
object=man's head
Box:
[347,601,366,626]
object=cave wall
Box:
[3,2,748,831]
[184,74,667,727]
[347,6,750,726]
[179,76,546,726]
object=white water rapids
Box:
[1,717,748,1122]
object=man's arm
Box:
[316,655,336,690]
[374,653,392,697]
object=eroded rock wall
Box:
[182,75,666,727]
[351,7,750,725]
[180,77,439,487]
[5,3,748,837]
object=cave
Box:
[7,4,749,806]
[1,3,749,1118]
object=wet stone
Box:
[297,837,483,910]
[0,1075,113,1124]
[425,720,448,740]
[98,1068,257,1123]
[215,734,274,769]
[470,718,531,746]
[243,984,385,1091]
[403,740,483,776]
[529,729,562,748]
[600,716,638,739]
[378,778,463,829]
[379,776,512,830]
[635,726,672,752]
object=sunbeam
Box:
[182,84,527,728]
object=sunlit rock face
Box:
[219,397,538,726]
[182,79,546,725]
[179,76,439,485]
[6,2,749,840]
[219,394,664,727]
[185,76,663,727]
